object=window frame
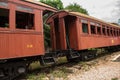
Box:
[102,25,106,36]
[0,1,10,29]
[90,22,96,35]
[96,23,101,35]
[106,26,110,36]
[110,27,113,36]
[15,5,35,30]
[81,19,89,34]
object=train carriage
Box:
[0,0,56,79]
[47,11,120,60]
[47,11,120,51]
[0,0,56,60]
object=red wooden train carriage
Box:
[0,0,56,60]
[47,11,120,51]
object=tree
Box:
[65,3,88,15]
[39,0,64,49]
[39,0,64,10]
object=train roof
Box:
[69,11,120,28]
[23,0,57,12]
[47,11,120,28]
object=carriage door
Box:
[54,17,61,50]
[64,15,78,50]
[53,17,67,51]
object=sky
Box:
[36,0,120,23]
[61,0,119,23]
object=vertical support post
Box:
[79,19,82,34]
[59,17,67,50]
[9,3,16,29]
[88,21,91,35]
[34,9,45,52]
[75,17,81,49]
[50,21,56,51]
[34,10,43,32]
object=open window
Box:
[119,29,120,36]
[97,27,101,35]
[96,24,101,35]
[0,8,9,28]
[113,28,116,36]
[107,27,110,36]
[16,11,34,29]
[90,25,96,34]
[110,27,113,36]
[102,26,106,35]
[117,29,119,36]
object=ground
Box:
[67,52,120,80]
[20,51,120,80]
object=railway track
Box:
[16,50,119,80]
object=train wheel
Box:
[0,61,27,80]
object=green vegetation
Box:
[111,78,118,80]
[27,66,72,80]
[39,0,64,10]
[65,3,88,15]
[27,73,46,80]
[39,0,64,48]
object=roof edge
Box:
[23,0,57,12]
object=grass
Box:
[27,56,100,80]
[27,73,47,80]
[26,57,72,80]
[27,66,71,80]
[111,77,118,80]
[57,57,68,64]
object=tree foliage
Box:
[39,0,64,49]
[39,0,64,10]
[65,3,88,15]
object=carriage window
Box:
[102,27,106,35]
[0,8,9,28]
[115,29,117,36]
[90,25,96,34]
[110,28,113,36]
[117,30,119,36]
[16,11,34,29]
[116,29,119,36]
[97,27,101,35]
[107,28,110,36]
[113,29,116,36]
[119,30,120,36]
[82,23,88,33]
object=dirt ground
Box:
[23,52,120,80]
[67,52,120,80]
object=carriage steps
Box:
[40,53,56,66]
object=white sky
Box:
[61,0,119,23]
[36,0,120,23]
